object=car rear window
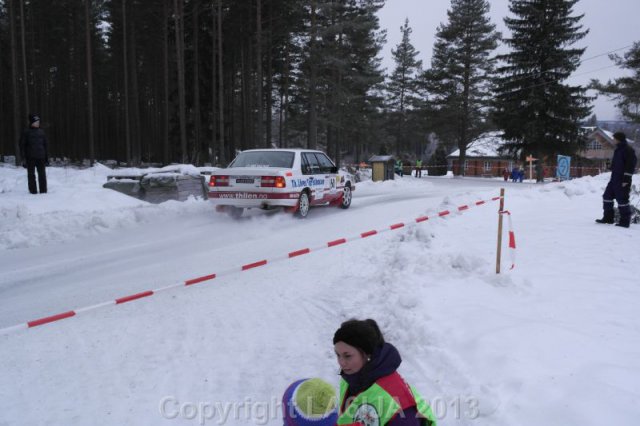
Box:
[229,151,295,168]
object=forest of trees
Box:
[0,0,392,166]
[0,0,636,169]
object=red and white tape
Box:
[0,195,504,335]
[500,210,517,270]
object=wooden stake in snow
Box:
[496,188,505,274]
[526,155,538,180]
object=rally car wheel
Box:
[340,184,352,209]
[296,191,310,218]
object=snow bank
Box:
[0,163,211,250]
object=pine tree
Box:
[0,0,388,164]
[334,0,386,162]
[420,0,499,175]
[428,145,449,176]
[591,42,640,123]
[295,0,385,161]
[386,18,422,155]
[493,0,592,167]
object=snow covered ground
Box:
[0,162,638,426]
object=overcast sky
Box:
[377,0,640,121]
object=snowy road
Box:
[0,176,523,329]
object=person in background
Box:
[396,159,404,177]
[503,167,509,181]
[20,113,49,194]
[415,159,422,178]
[333,319,437,425]
[595,131,637,228]
[510,166,518,182]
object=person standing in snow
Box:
[333,319,437,426]
[415,159,422,178]
[510,166,518,182]
[595,132,637,228]
[20,113,49,194]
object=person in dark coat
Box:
[596,132,637,228]
[20,113,49,194]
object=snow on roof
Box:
[241,148,324,153]
[447,131,508,158]
[588,127,639,156]
[589,127,636,144]
[107,164,202,178]
[448,128,637,160]
[369,155,395,162]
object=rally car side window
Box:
[301,154,310,175]
[301,153,321,175]
[314,153,336,174]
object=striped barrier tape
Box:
[499,210,517,270]
[0,195,504,335]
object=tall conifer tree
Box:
[386,18,422,156]
[296,0,385,160]
[421,0,499,174]
[334,0,386,162]
[493,0,591,166]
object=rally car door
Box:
[314,152,339,200]
[301,152,329,203]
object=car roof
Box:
[239,148,325,154]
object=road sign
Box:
[557,155,571,180]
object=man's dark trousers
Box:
[602,180,631,221]
[26,158,47,194]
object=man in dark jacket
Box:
[20,113,49,194]
[596,132,637,228]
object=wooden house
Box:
[446,131,514,177]
[446,127,638,178]
[582,127,637,173]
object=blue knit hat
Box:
[282,378,338,426]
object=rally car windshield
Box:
[229,151,295,168]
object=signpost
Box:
[526,155,538,181]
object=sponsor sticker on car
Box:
[291,177,325,188]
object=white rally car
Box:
[207,149,354,218]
